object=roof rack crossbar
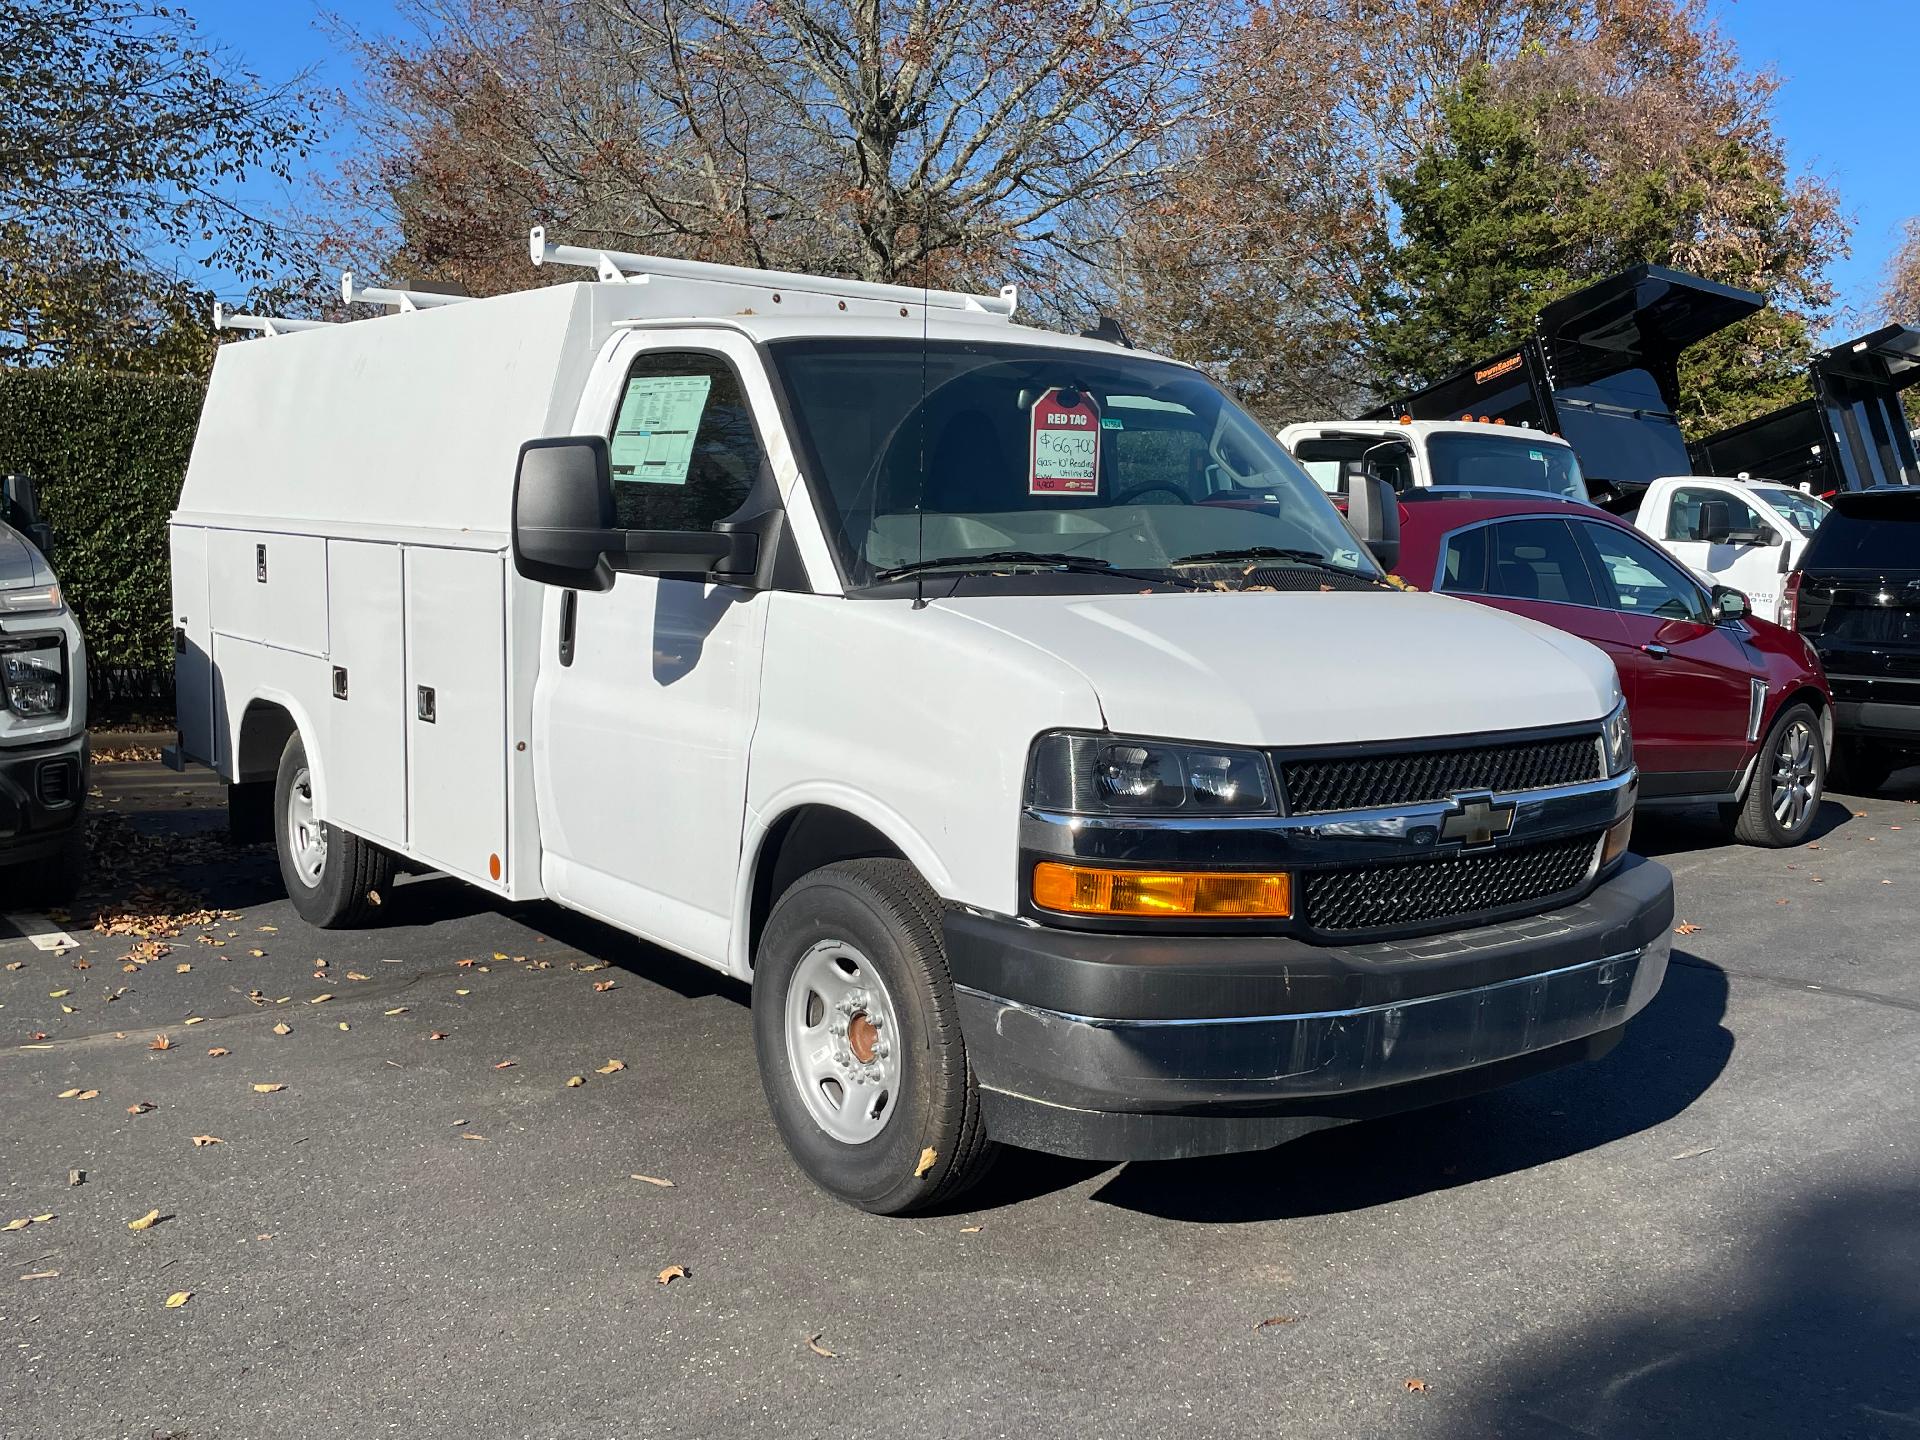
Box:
[212,302,334,337]
[527,226,1019,318]
[340,272,473,313]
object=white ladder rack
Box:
[212,302,333,337]
[340,272,473,312]
[527,226,1019,319]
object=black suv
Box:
[1786,488,1920,788]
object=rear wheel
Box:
[1728,702,1824,847]
[274,733,393,928]
[752,859,995,1215]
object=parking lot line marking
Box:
[8,914,79,953]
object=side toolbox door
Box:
[168,525,213,763]
[325,541,407,848]
[405,546,508,887]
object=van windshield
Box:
[768,339,1377,587]
[1758,487,1831,537]
[1425,432,1589,502]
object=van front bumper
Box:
[943,854,1673,1162]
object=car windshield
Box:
[1425,432,1589,503]
[1759,487,1831,537]
[768,339,1376,587]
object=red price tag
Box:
[1029,388,1101,495]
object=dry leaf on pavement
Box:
[1675,922,1700,936]
[252,1083,285,1093]
[74,1089,99,1101]
[149,1034,172,1051]
[492,1060,515,1070]
[657,1265,686,1285]
[19,1269,59,1280]
[1,1218,28,1231]
[384,1007,409,1016]
[429,1031,447,1040]
[309,994,332,1004]
[191,1135,223,1147]
[805,1332,836,1359]
[127,1101,155,1115]
[57,1087,80,1099]
[1404,1378,1429,1394]
[630,1174,674,1187]
[346,972,370,981]
[128,1209,161,1231]
[592,980,617,993]
[183,1017,205,1025]
[596,1060,626,1075]
[206,1048,229,1057]
[48,989,68,998]
[272,1023,291,1036]
[164,1290,192,1309]
[1255,1316,1298,1330]
[565,1075,585,1088]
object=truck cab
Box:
[1279,418,1590,504]
[1630,475,1832,625]
[0,475,89,899]
[170,235,1673,1214]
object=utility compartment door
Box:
[168,525,213,764]
[325,540,407,849]
[404,546,507,888]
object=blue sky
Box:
[192,0,1916,335]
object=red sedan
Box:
[1390,493,1833,846]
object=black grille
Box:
[1281,735,1601,814]
[1302,834,1599,936]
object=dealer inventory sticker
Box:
[1029,388,1101,494]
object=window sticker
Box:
[1100,417,1124,430]
[1029,387,1101,495]
[610,374,712,486]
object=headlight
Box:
[1027,731,1277,815]
[0,584,62,614]
[0,640,65,718]
[1601,698,1633,777]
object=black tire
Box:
[1729,702,1825,847]
[751,858,995,1215]
[273,732,393,928]
[1828,739,1895,795]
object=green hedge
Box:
[0,368,204,698]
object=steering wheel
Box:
[1113,481,1193,506]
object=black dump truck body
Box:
[1365,266,1765,509]
[1690,325,1920,494]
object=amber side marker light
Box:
[1032,863,1292,918]
[1601,814,1633,867]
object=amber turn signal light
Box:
[1032,862,1292,918]
[1601,813,1633,867]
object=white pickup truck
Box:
[1629,475,1831,625]
[169,234,1672,1213]
[1279,419,1590,504]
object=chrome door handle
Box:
[1641,643,1670,658]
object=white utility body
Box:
[171,233,1672,1213]
[1278,418,1591,504]
[1629,475,1831,625]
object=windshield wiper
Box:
[872,550,1118,583]
[1169,546,1381,581]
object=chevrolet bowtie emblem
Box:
[1440,793,1516,848]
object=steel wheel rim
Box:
[783,939,902,1145]
[286,765,327,887]
[1770,720,1818,831]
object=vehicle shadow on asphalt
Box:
[1015,952,1734,1224]
[1630,798,1856,858]
[1431,1176,1920,1438]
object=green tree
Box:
[0,0,319,370]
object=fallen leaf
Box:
[252,1083,285,1093]
[1255,1315,1298,1330]
[309,994,332,1004]
[59,1005,74,1014]
[565,1075,585,1087]
[48,988,68,998]
[248,949,266,958]
[2,960,20,970]
[18,1269,59,1280]
[346,971,370,982]
[68,1169,83,1186]
[592,980,617,993]
[959,1225,983,1234]
[127,1101,156,1115]
[57,1087,80,1098]
[149,1034,172,1051]
[914,1147,937,1178]
[164,1290,192,1309]
[74,1089,99,1100]
[630,1174,675,1188]
[128,1209,161,1230]
[454,988,470,996]
[456,958,478,969]
[460,1132,485,1141]
[805,1332,836,1359]
[428,1031,447,1040]
[657,1265,686,1285]
[1674,922,1700,936]
[1669,1145,1716,1161]
[259,925,277,933]
[206,1047,230,1057]
[1404,1378,1429,1394]
[175,963,191,973]
[492,1060,515,1070]
[337,1022,349,1031]
[383,1007,409,1016]
[191,1135,223,1147]
[31,1213,54,1222]
[596,1059,626,1075]
[1,1217,28,1231]
[183,1017,205,1026]
[272,1023,291,1036]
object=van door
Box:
[531,335,774,966]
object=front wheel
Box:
[1727,702,1825,847]
[752,859,995,1215]
[273,733,394,928]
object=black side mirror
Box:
[510,436,756,590]
[1697,499,1732,544]
[1711,584,1750,622]
[27,522,53,565]
[3,473,38,528]
[1346,471,1400,572]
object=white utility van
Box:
[1279,418,1592,505]
[170,234,1672,1213]
[0,474,88,899]
[1629,474,1831,625]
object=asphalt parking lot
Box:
[2,756,1918,1439]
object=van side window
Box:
[1289,437,1416,494]
[1439,519,1598,607]
[607,352,765,532]
[1666,485,1767,543]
